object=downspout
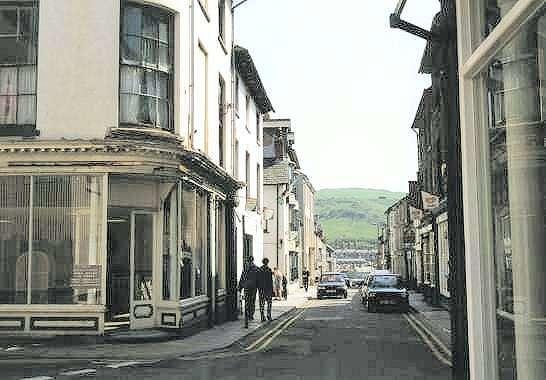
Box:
[276,184,279,269]
[188,0,195,148]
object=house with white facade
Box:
[232,45,273,281]
[0,0,240,336]
[262,119,302,290]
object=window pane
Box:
[31,176,104,305]
[134,213,153,301]
[120,94,140,124]
[195,192,206,297]
[0,9,17,35]
[120,65,141,94]
[141,38,157,67]
[16,37,37,64]
[142,13,157,40]
[0,96,16,124]
[0,36,20,64]
[18,66,36,94]
[158,43,171,72]
[137,96,156,126]
[158,100,170,130]
[486,12,546,379]
[142,69,156,96]
[484,0,519,36]
[159,21,169,43]
[158,73,169,99]
[0,176,30,304]
[17,95,35,125]
[0,67,17,95]
[19,8,37,37]
[180,188,195,300]
[121,35,141,64]
[123,6,142,36]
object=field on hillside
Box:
[316,188,406,243]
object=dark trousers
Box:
[244,287,257,320]
[259,290,272,319]
[303,279,309,291]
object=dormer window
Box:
[0,5,38,132]
[119,3,174,131]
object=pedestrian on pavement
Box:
[257,258,273,322]
[238,255,259,327]
[273,268,282,300]
[282,274,288,300]
[302,268,310,292]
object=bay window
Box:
[0,5,38,130]
[120,3,173,131]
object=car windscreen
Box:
[346,272,362,278]
[321,274,343,282]
[370,276,401,288]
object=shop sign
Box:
[410,206,423,221]
[421,191,440,210]
[71,265,102,289]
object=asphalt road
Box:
[1,290,452,380]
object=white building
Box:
[262,118,302,290]
[232,45,273,280]
[0,0,240,336]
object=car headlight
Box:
[318,286,326,290]
[368,292,376,297]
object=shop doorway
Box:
[106,209,155,331]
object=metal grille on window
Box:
[120,4,173,131]
[0,6,38,127]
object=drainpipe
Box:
[188,0,195,148]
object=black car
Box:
[360,272,409,312]
[317,273,348,299]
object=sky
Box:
[235,0,439,193]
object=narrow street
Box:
[2,290,451,380]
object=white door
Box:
[130,211,155,330]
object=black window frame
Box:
[0,3,39,136]
[119,2,175,132]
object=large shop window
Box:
[0,5,38,128]
[486,9,546,379]
[215,202,226,290]
[0,176,104,305]
[179,186,208,300]
[120,3,173,131]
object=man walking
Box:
[302,268,310,292]
[257,258,273,322]
[238,256,259,328]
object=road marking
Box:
[6,346,24,352]
[19,377,54,380]
[255,307,307,351]
[404,314,452,367]
[406,313,452,359]
[304,316,344,321]
[105,361,143,369]
[59,368,97,376]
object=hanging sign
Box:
[421,191,440,211]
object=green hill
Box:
[316,188,406,244]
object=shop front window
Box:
[179,186,208,300]
[486,9,546,379]
[215,201,226,290]
[0,175,104,305]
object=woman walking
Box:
[273,268,282,300]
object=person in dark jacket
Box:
[282,274,288,300]
[238,256,259,326]
[257,258,274,322]
[302,268,310,292]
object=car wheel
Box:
[343,291,348,299]
[317,295,322,300]
[367,302,375,313]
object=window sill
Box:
[218,36,228,55]
[197,0,210,22]
[0,125,39,137]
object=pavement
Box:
[0,289,452,379]
[408,290,452,356]
[0,286,315,363]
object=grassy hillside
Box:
[316,188,406,243]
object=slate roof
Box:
[264,160,290,185]
[234,45,274,114]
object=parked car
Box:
[317,272,348,299]
[346,271,369,288]
[360,271,409,312]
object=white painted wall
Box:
[233,68,265,279]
